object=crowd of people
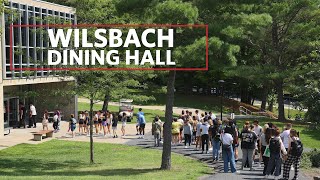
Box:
[161,110,304,180]
[16,103,304,179]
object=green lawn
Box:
[78,102,166,123]
[0,140,210,180]
[236,119,320,149]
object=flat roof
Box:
[10,0,75,13]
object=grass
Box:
[78,102,166,123]
[0,140,210,180]
[236,118,320,149]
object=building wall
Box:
[0,0,76,137]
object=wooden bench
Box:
[33,130,54,141]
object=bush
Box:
[300,149,320,169]
[310,149,320,168]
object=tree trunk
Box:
[90,97,94,164]
[261,87,268,110]
[275,79,285,121]
[268,98,274,112]
[160,70,176,170]
[102,91,110,111]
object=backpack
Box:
[269,138,281,154]
[230,125,238,144]
[155,122,161,132]
[211,126,220,141]
[290,139,303,157]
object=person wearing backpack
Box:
[229,120,239,162]
[210,120,222,161]
[265,127,287,179]
[153,116,162,147]
[281,129,303,180]
[221,126,238,173]
[239,122,257,171]
[69,114,77,138]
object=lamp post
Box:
[288,96,291,119]
[218,80,225,121]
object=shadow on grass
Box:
[0,158,159,176]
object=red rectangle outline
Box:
[10,24,209,71]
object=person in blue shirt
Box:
[138,109,146,139]
[136,108,143,135]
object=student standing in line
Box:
[253,120,263,166]
[112,113,119,138]
[240,122,257,171]
[281,123,292,152]
[93,111,99,134]
[210,120,222,161]
[42,110,49,130]
[121,112,127,137]
[221,126,238,173]
[200,118,210,154]
[53,113,59,132]
[102,111,108,137]
[106,111,112,136]
[172,118,181,145]
[19,102,26,128]
[281,129,303,180]
[195,117,202,150]
[136,108,144,135]
[177,115,184,143]
[153,116,162,147]
[98,110,104,133]
[260,124,270,175]
[29,103,37,128]
[183,119,192,148]
[265,127,287,179]
[78,111,85,134]
[138,113,146,139]
[69,114,77,138]
[84,111,90,135]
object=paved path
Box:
[125,126,311,180]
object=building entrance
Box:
[3,97,19,128]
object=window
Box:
[12,3,19,8]
[28,6,33,11]
[6,47,10,64]
[48,10,53,14]
[42,9,46,13]
[5,13,10,45]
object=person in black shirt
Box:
[19,102,27,128]
[240,121,257,171]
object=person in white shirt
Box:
[29,103,37,128]
[200,118,210,154]
[53,113,59,131]
[209,111,216,121]
[221,126,237,173]
[280,123,292,151]
[253,120,263,166]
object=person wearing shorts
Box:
[121,112,127,137]
[106,111,112,136]
[98,110,104,133]
[138,112,146,139]
[94,111,99,134]
[84,111,90,135]
[136,108,144,135]
[69,114,77,138]
[78,111,85,134]
[102,111,107,136]
[112,113,118,138]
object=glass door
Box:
[3,99,9,128]
[3,97,19,128]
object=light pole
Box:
[218,80,225,121]
[288,96,291,119]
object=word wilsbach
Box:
[48,28,175,66]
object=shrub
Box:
[310,149,320,168]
